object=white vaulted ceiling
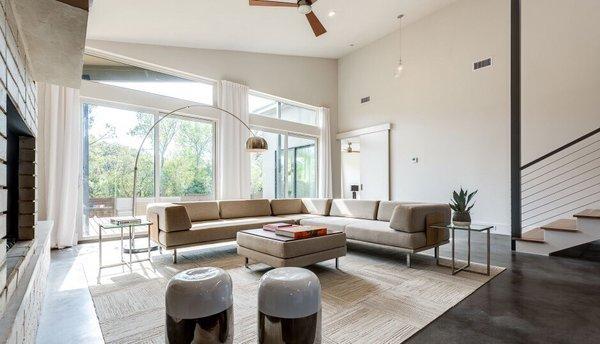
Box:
[86,0,456,59]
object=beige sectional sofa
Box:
[147,198,450,266]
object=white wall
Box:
[85,39,341,197]
[522,0,600,163]
[338,0,511,233]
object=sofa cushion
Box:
[146,203,191,232]
[330,199,380,220]
[174,201,220,222]
[270,199,303,215]
[389,203,451,233]
[158,216,292,247]
[376,201,422,222]
[301,198,332,215]
[299,216,361,232]
[345,220,427,249]
[219,199,272,219]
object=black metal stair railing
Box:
[520,127,600,232]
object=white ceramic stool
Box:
[258,267,322,344]
[165,267,234,344]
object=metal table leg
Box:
[99,225,102,267]
[129,225,133,265]
[120,226,124,263]
[148,224,151,261]
[486,228,491,276]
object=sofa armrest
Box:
[389,203,451,233]
[146,203,192,233]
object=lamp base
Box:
[123,238,159,254]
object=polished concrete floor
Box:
[408,235,600,344]
[36,232,600,343]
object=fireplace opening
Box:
[6,98,34,250]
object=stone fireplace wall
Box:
[0,0,38,318]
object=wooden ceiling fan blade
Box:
[305,11,326,37]
[249,0,298,7]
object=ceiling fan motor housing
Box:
[297,0,312,14]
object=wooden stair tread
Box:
[515,228,545,243]
[573,209,600,219]
[541,219,578,232]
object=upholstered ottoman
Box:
[236,229,346,268]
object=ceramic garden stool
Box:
[165,267,234,344]
[258,267,322,344]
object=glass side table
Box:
[94,217,154,270]
[431,223,493,276]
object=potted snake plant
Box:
[449,188,477,226]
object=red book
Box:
[275,226,328,239]
[263,223,294,232]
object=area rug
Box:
[87,242,504,344]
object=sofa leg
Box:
[406,253,411,268]
[159,247,163,254]
[173,249,177,264]
[244,257,250,269]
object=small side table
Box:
[95,218,153,270]
[431,224,493,276]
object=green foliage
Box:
[87,108,214,200]
[449,188,477,213]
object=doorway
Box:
[338,124,390,200]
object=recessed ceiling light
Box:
[328,10,336,17]
[349,44,355,47]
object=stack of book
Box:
[110,217,142,226]
[263,223,328,239]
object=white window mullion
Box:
[283,133,289,198]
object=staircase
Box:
[515,127,600,255]
[516,210,600,255]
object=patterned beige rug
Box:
[87,242,504,344]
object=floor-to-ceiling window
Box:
[249,92,319,199]
[81,54,216,240]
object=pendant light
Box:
[394,14,404,78]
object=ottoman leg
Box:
[244,257,250,269]
[335,258,339,269]
[405,253,411,268]
[173,249,178,264]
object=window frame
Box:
[249,127,319,199]
[84,49,218,105]
[248,90,320,127]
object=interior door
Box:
[359,131,389,200]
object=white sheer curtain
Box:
[37,83,82,248]
[218,80,251,199]
[318,107,333,198]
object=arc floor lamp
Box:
[126,104,268,253]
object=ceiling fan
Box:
[249,0,327,37]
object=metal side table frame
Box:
[432,223,493,276]
[95,217,153,270]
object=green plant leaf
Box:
[449,203,458,211]
[467,203,475,212]
[467,189,478,205]
[453,191,460,202]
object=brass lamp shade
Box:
[246,136,269,152]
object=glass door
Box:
[250,130,318,199]
[287,135,318,198]
[82,103,155,239]
[250,130,286,199]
